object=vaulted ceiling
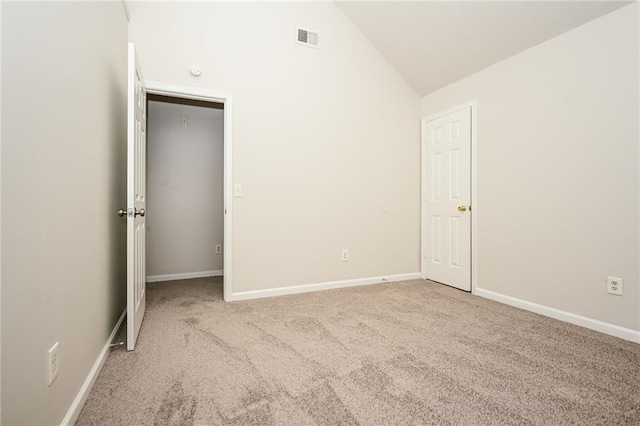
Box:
[336,1,632,96]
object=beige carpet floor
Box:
[77,278,640,425]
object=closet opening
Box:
[145,93,226,298]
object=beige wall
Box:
[129,2,422,293]
[147,101,224,277]
[1,2,128,424]
[422,4,640,331]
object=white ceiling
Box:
[336,1,632,96]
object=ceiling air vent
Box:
[297,27,319,48]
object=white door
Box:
[424,107,471,291]
[127,43,147,350]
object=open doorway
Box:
[144,82,233,301]
[146,94,224,287]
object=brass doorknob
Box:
[458,205,467,212]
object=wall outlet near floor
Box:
[48,342,60,386]
[607,276,623,296]
[181,116,189,127]
[215,244,222,254]
[341,249,349,262]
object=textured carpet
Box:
[77,278,640,425]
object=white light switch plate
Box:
[234,184,243,198]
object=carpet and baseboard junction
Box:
[77,277,640,425]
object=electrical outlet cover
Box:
[48,342,59,385]
[341,249,349,262]
[607,276,623,296]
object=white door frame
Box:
[421,100,478,294]
[145,81,234,301]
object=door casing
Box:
[420,100,478,294]
[145,81,234,301]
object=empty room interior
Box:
[1,1,639,425]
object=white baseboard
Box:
[474,287,640,344]
[60,309,126,426]
[228,272,422,301]
[146,270,223,283]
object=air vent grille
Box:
[297,27,319,48]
